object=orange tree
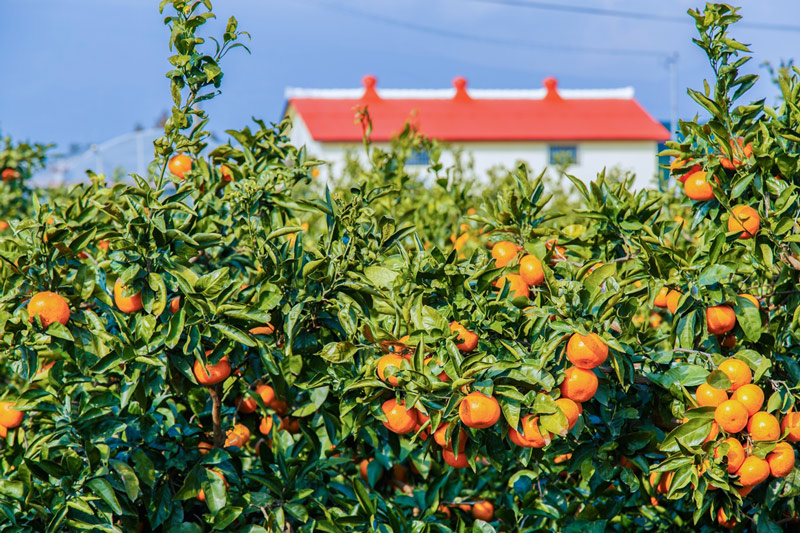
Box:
[2,1,800,532]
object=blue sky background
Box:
[2,0,799,152]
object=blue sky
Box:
[2,0,799,152]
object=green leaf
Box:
[319,341,358,364]
[212,323,257,347]
[364,266,398,288]
[87,477,123,514]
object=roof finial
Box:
[362,74,379,100]
[543,76,561,101]
[452,76,470,101]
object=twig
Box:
[208,384,224,447]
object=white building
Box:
[284,76,670,188]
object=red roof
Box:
[287,76,669,143]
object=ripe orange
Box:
[442,447,469,468]
[670,158,702,183]
[259,416,273,435]
[555,397,581,430]
[666,290,682,314]
[521,415,550,448]
[747,411,780,441]
[459,392,501,429]
[193,354,231,386]
[731,384,764,416]
[738,293,760,310]
[735,456,770,486]
[767,441,795,477]
[508,426,535,447]
[566,332,608,369]
[717,508,737,529]
[114,279,143,313]
[197,469,227,502]
[1,168,20,181]
[450,321,479,352]
[377,353,405,386]
[256,384,275,406]
[236,394,257,414]
[649,471,673,494]
[714,400,749,433]
[654,286,669,308]
[437,505,451,518]
[555,453,573,464]
[559,366,598,402]
[519,255,545,286]
[168,297,181,314]
[250,324,276,335]
[714,437,745,473]
[220,164,233,182]
[472,501,494,521]
[683,171,717,201]
[706,304,736,335]
[695,383,728,408]
[491,241,519,267]
[434,424,467,451]
[27,291,70,327]
[719,138,752,169]
[494,274,529,299]
[382,399,418,434]
[545,238,567,264]
[728,205,759,239]
[359,458,374,481]
[718,358,752,391]
[703,421,720,444]
[0,403,23,429]
[197,441,213,455]
[168,154,192,179]
[224,424,251,448]
[270,397,289,416]
[424,357,450,381]
[0,221,8,231]
[782,411,800,442]
[279,417,300,433]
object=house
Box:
[284,75,670,188]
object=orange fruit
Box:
[433,424,467,451]
[666,290,682,313]
[566,332,608,369]
[377,354,405,386]
[424,356,450,381]
[719,334,736,349]
[695,383,728,408]
[519,255,545,286]
[224,424,251,448]
[767,441,795,477]
[555,397,581,430]
[168,154,192,179]
[27,291,70,327]
[747,411,780,441]
[714,437,745,473]
[381,399,418,434]
[559,366,598,402]
[649,471,673,494]
[437,505,451,518]
[491,241,519,267]
[114,279,143,313]
[736,484,754,497]
[259,416,274,435]
[0,221,8,231]
[508,426,535,447]
[459,392,501,429]
[1,168,20,181]
[714,400,749,433]
[521,415,551,448]
[703,421,720,444]
[728,205,759,239]
[545,238,567,264]
[0,425,7,438]
[193,354,231,386]
[782,411,800,442]
[197,441,213,455]
[683,171,716,201]
[168,297,181,313]
[236,394,257,414]
[279,417,300,433]
[270,398,289,416]
[256,384,275,406]
[442,447,469,468]
[450,321,479,352]
[654,286,669,308]
[0,402,23,429]
[718,358,752,391]
[719,138,752,169]
[472,501,494,521]
[717,508,737,529]
[197,469,227,502]
[738,293,760,310]
[735,455,770,486]
[555,453,573,464]
[359,458,374,481]
[670,158,702,183]
[220,164,233,182]
[706,304,736,335]
[731,384,764,416]
[250,324,276,336]
[494,274,529,299]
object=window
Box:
[549,145,578,166]
[406,149,430,166]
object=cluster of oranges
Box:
[653,285,758,341]
[659,358,798,527]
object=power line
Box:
[472,0,800,33]
[305,0,669,58]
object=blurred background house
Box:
[285,75,670,188]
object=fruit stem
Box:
[209,384,224,447]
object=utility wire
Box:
[305,0,669,58]
[472,0,800,33]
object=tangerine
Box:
[695,383,728,408]
[767,441,795,477]
[193,354,231,386]
[459,392,501,429]
[747,411,780,441]
[114,279,143,313]
[718,358,752,391]
[555,397,581,430]
[730,384,764,416]
[728,205,759,239]
[735,455,770,486]
[377,353,405,386]
[559,366,598,402]
[519,255,545,286]
[706,304,736,335]
[450,321,479,352]
[0,403,23,429]
[168,154,192,179]
[714,400,749,433]
[27,291,70,327]
[472,501,494,521]
[566,332,608,369]
[382,399,418,434]
[491,241,519,267]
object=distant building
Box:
[284,75,670,188]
